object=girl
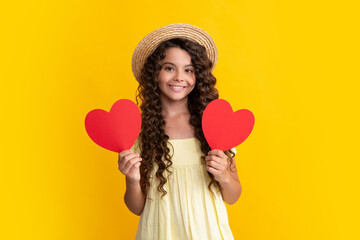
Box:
[118,24,242,240]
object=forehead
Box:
[162,47,192,63]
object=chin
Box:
[163,94,189,102]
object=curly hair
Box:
[135,38,235,199]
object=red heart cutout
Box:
[85,99,141,153]
[202,99,255,151]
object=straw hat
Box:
[131,23,218,82]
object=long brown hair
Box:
[135,38,235,198]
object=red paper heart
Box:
[202,99,255,151]
[85,99,141,153]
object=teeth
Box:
[170,86,185,89]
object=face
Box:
[157,47,196,103]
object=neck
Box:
[161,96,189,118]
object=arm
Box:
[124,177,145,216]
[205,150,242,205]
[118,150,146,216]
[218,157,242,204]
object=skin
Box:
[158,47,196,139]
[206,150,242,204]
[118,150,144,216]
[118,47,241,216]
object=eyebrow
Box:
[162,62,193,67]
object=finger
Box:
[122,158,141,175]
[206,165,220,176]
[205,155,222,164]
[206,159,223,171]
[127,161,141,176]
[118,152,136,169]
[119,149,133,158]
[118,153,140,170]
[119,154,140,172]
[208,149,227,158]
[122,157,142,175]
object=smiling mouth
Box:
[169,85,187,90]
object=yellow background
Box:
[1,0,359,239]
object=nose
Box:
[173,71,185,82]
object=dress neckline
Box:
[168,137,196,141]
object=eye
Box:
[185,69,193,73]
[164,66,174,71]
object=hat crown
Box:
[131,23,218,82]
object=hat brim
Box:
[131,23,218,82]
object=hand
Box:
[205,149,231,183]
[118,150,142,183]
